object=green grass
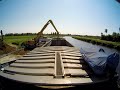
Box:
[72,36,120,50]
[3,35,36,47]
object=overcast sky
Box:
[0,0,120,35]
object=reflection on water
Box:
[64,36,120,55]
[64,36,120,86]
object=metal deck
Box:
[0,46,109,86]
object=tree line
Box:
[4,32,60,36]
[5,33,37,36]
[101,28,120,42]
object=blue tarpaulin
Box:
[80,48,119,75]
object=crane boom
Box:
[35,20,59,43]
[49,20,59,35]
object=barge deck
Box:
[0,39,110,88]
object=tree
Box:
[101,32,103,36]
[105,29,108,35]
[51,32,53,35]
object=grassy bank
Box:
[3,34,59,47]
[72,36,120,50]
[4,35,36,48]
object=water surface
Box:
[64,36,120,86]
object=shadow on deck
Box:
[0,76,119,90]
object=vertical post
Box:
[0,30,4,49]
[1,30,3,41]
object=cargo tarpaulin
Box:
[80,48,119,75]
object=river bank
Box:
[72,36,120,50]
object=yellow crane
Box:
[23,20,59,50]
[35,20,59,43]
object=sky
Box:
[0,0,120,36]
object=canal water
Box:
[64,36,120,86]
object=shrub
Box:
[72,36,120,50]
[12,42,19,45]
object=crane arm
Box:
[49,20,59,35]
[36,21,49,38]
[35,20,59,43]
